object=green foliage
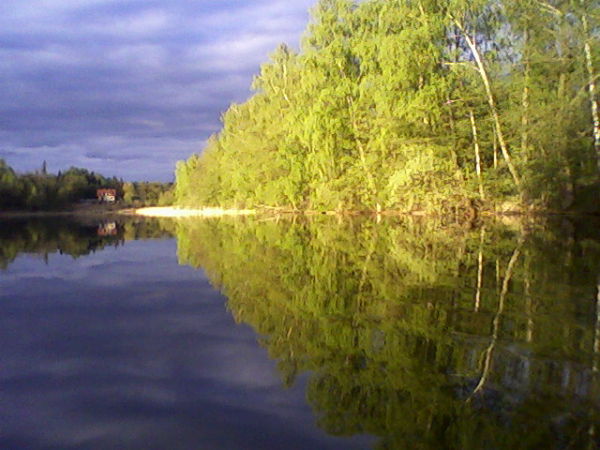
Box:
[175,0,600,212]
[122,181,174,207]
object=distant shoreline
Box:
[0,205,256,219]
[0,206,258,219]
[129,207,257,217]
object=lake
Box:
[0,215,599,449]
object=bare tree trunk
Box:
[582,14,600,175]
[469,109,486,200]
[493,130,498,169]
[453,18,522,190]
[521,29,531,160]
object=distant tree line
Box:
[176,0,599,213]
[0,159,174,210]
[0,160,122,210]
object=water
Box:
[0,215,599,449]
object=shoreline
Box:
[0,205,597,220]
[128,206,600,220]
[129,207,257,217]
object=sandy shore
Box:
[131,206,256,218]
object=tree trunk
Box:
[474,227,485,312]
[470,243,521,398]
[521,29,531,160]
[493,130,498,169]
[454,18,522,190]
[469,109,486,200]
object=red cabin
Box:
[97,189,117,203]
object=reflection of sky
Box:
[0,239,372,449]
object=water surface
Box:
[0,216,599,449]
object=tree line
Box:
[0,160,122,210]
[176,0,599,213]
[122,181,175,208]
[0,159,174,210]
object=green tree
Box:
[175,0,599,213]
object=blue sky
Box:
[0,0,316,181]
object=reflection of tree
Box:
[177,216,600,448]
[0,218,174,269]
[470,240,522,398]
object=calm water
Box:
[0,216,599,449]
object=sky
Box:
[0,0,316,181]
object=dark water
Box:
[0,216,599,449]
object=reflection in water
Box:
[97,221,118,236]
[0,217,173,269]
[175,216,600,449]
[1,215,599,448]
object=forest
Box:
[176,0,599,214]
[0,159,173,210]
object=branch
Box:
[536,1,563,17]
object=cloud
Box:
[0,0,315,181]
